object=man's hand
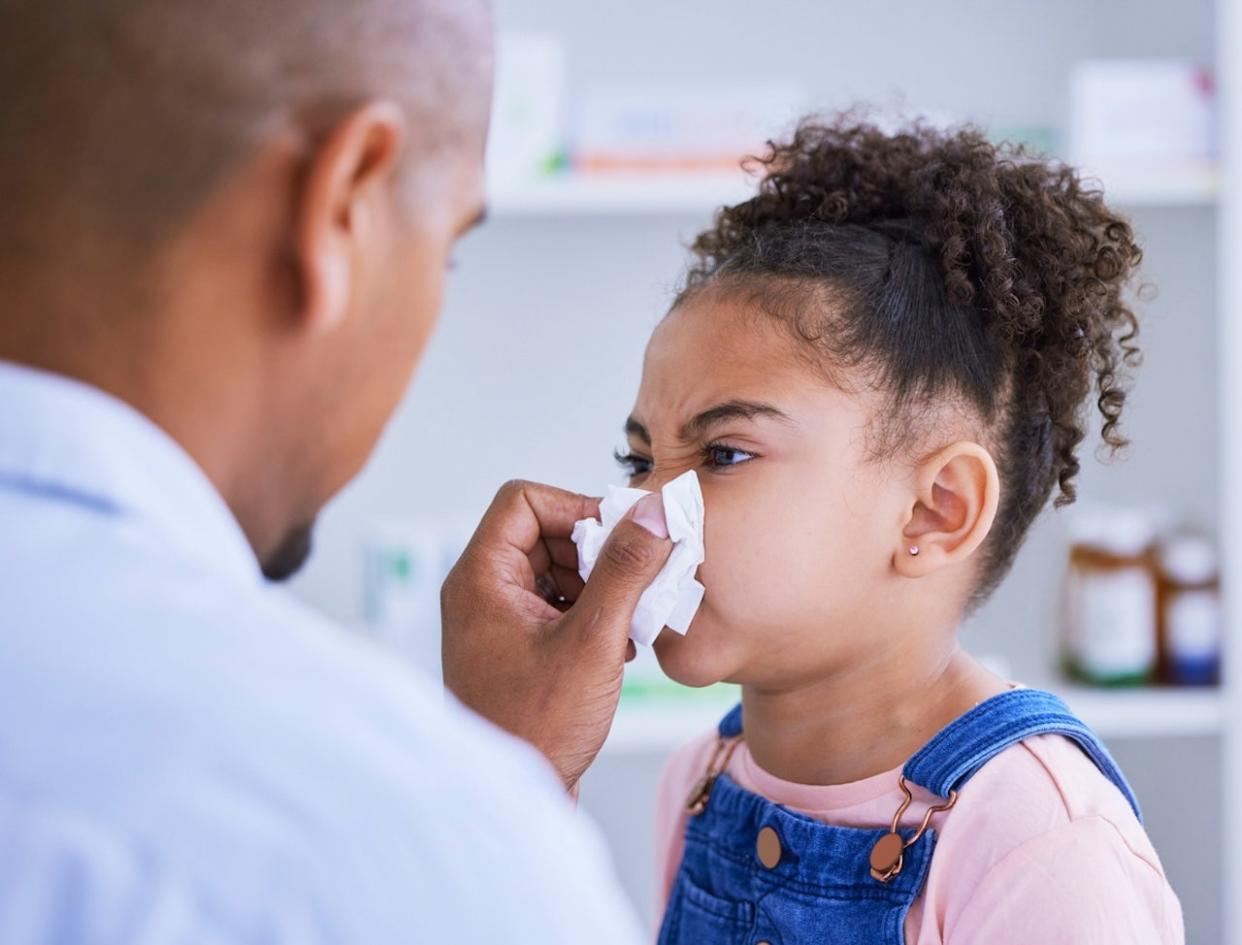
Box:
[441,480,671,791]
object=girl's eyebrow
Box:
[624,417,651,445]
[680,400,793,440]
[624,401,793,447]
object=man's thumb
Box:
[569,494,672,646]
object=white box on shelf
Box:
[1069,59,1216,201]
[485,33,569,192]
[572,82,807,174]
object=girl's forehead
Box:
[643,295,801,382]
[635,295,844,423]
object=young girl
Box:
[614,118,1183,943]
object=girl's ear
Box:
[894,441,1001,578]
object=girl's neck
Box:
[740,636,1007,787]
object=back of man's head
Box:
[0,0,493,580]
[0,0,490,259]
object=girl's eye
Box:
[706,444,756,469]
[613,449,653,478]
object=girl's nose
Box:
[642,464,690,494]
[642,456,702,496]
[643,472,673,493]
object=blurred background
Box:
[289,1,1235,941]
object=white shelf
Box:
[489,170,1218,217]
[489,173,755,216]
[1056,684,1222,738]
[602,685,1222,755]
[1099,172,1218,207]
[604,699,737,754]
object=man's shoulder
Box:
[0,515,648,941]
[0,500,560,867]
[15,545,564,814]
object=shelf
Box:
[1097,170,1218,207]
[489,170,1218,217]
[604,699,737,754]
[1056,684,1222,738]
[489,173,755,216]
[602,684,1222,755]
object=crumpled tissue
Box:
[571,470,706,646]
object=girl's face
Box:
[621,292,911,689]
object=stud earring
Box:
[908,546,920,557]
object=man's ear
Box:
[894,441,1001,578]
[293,101,407,335]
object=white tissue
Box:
[571,470,706,647]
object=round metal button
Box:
[755,826,782,869]
[869,832,905,875]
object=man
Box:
[0,0,673,940]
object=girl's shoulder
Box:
[949,732,1156,862]
[918,734,1183,943]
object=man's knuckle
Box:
[498,478,530,500]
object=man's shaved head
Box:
[0,0,493,581]
[0,0,491,255]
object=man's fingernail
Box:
[630,493,669,539]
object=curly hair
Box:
[677,116,1144,601]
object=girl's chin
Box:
[652,625,739,689]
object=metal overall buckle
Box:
[685,735,744,815]
[869,776,958,883]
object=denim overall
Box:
[657,688,1141,945]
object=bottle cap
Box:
[1160,533,1218,584]
[1069,506,1155,558]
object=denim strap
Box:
[902,688,1142,822]
[718,702,744,739]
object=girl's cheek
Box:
[700,509,785,611]
[700,468,833,604]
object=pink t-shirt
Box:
[654,727,1184,944]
